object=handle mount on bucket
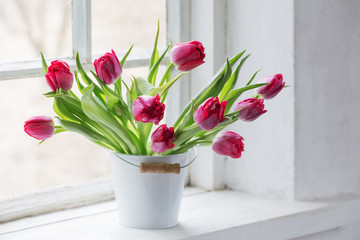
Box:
[140,163,180,174]
[114,148,198,174]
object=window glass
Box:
[0,0,168,201]
[91,0,167,56]
[0,77,109,200]
[0,65,166,200]
[0,0,72,63]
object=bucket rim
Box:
[109,147,196,158]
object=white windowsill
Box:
[1,188,360,240]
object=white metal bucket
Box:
[109,150,194,229]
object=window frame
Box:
[0,0,204,223]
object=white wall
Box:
[224,0,295,199]
[294,0,360,200]
[187,0,360,201]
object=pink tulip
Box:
[24,116,55,140]
[170,41,205,71]
[94,49,122,85]
[132,94,165,125]
[234,98,267,122]
[212,131,245,159]
[45,60,74,92]
[193,97,227,130]
[151,124,175,153]
[257,74,285,99]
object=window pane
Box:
[0,65,167,200]
[91,0,167,56]
[0,77,110,200]
[0,0,72,63]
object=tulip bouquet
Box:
[24,27,285,159]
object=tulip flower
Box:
[212,131,244,159]
[94,49,122,85]
[24,116,55,140]
[151,124,175,153]
[256,74,285,99]
[193,97,227,130]
[132,94,165,125]
[234,98,267,122]
[170,41,205,71]
[45,60,74,92]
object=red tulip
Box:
[94,49,122,85]
[170,41,205,71]
[257,74,285,99]
[212,131,244,159]
[234,98,267,122]
[151,124,175,153]
[193,97,227,130]
[45,60,74,92]
[132,94,165,125]
[24,116,55,140]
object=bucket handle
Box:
[114,148,198,174]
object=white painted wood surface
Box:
[72,0,92,63]
[224,0,295,200]
[0,52,164,81]
[0,177,114,223]
[188,0,228,191]
[1,189,359,240]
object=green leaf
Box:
[159,62,174,87]
[149,20,160,70]
[57,118,111,143]
[137,121,153,153]
[180,59,232,128]
[148,45,170,85]
[43,91,62,98]
[135,77,154,95]
[81,85,146,154]
[173,51,244,131]
[223,83,268,114]
[126,77,140,106]
[149,73,184,97]
[54,97,80,123]
[114,78,122,96]
[120,78,134,114]
[194,59,232,106]
[172,124,203,147]
[55,125,69,134]
[40,52,48,73]
[74,70,85,94]
[178,101,195,131]
[76,52,93,86]
[219,54,250,100]
[113,45,134,97]
[246,69,261,86]
[90,71,130,118]
[75,52,106,105]
[120,44,134,67]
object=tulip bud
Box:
[24,116,55,140]
[132,94,165,125]
[151,124,175,153]
[193,97,227,130]
[45,60,74,92]
[170,41,205,71]
[234,98,267,122]
[212,131,244,159]
[256,74,285,99]
[94,49,122,85]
